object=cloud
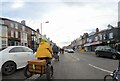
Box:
[41,2,117,46]
[1,1,118,47]
[11,0,25,9]
[119,1,120,21]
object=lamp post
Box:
[40,21,49,38]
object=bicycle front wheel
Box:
[46,64,54,80]
[104,75,118,81]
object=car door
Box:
[98,46,108,56]
[98,47,105,56]
[9,47,29,68]
[103,48,113,57]
[22,47,36,61]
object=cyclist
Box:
[61,48,64,54]
[35,38,53,64]
[52,43,59,60]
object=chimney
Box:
[21,20,26,25]
[36,29,40,33]
[96,28,99,33]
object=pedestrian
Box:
[52,44,59,60]
[61,48,64,54]
[35,38,53,64]
[60,48,62,54]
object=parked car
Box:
[0,46,36,75]
[64,49,69,52]
[95,46,120,59]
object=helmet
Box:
[41,38,47,42]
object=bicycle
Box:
[104,60,120,81]
[53,52,59,61]
[24,58,53,80]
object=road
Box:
[2,51,119,80]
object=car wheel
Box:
[96,53,100,57]
[24,65,33,78]
[2,61,16,75]
[112,55,117,60]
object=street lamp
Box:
[40,21,49,38]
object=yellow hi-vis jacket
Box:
[36,41,53,58]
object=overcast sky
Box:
[1,0,119,47]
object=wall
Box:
[0,25,2,48]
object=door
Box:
[9,47,29,68]
[22,47,36,61]
[103,47,113,57]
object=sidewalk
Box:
[75,50,95,54]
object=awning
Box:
[84,41,102,47]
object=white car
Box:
[0,46,37,75]
[65,49,74,53]
[67,49,74,53]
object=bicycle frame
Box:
[110,60,120,80]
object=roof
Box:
[0,17,36,32]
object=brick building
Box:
[0,17,43,51]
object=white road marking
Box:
[88,64,112,73]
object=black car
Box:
[95,46,120,59]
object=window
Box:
[21,32,23,39]
[109,33,113,39]
[95,36,98,41]
[32,31,34,35]
[87,38,89,42]
[32,36,34,41]
[2,38,7,48]
[11,30,14,37]
[23,47,33,52]
[15,41,18,46]
[9,47,24,53]
[99,34,102,40]
[0,20,4,24]
[10,23,14,28]
[15,31,18,38]
[2,25,7,37]
[103,34,106,40]
[15,23,18,29]
[89,39,92,43]
[10,41,14,46]
[22,26,25,31]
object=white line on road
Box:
[88,64,113,74]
